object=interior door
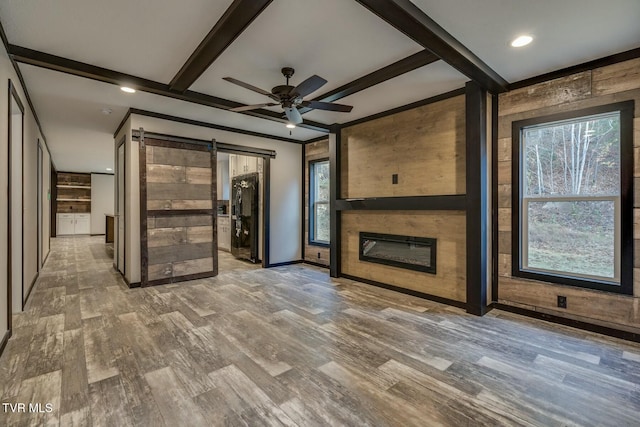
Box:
[10,86,23,312]
[140,135,218,286]
[37,142,42,271]
[116,141,125,274]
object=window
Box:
[309,159,330,245]
[512,102,633,294]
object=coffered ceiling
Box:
[0,0,638,172]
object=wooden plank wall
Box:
[57,172,91,213]
[497,57,640,332]
[304,139,330,266]
[341,95,466,199]
[145,143,215,283]
[339,96,467,300]
[342,211,466,302]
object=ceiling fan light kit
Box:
[224,67,353,125]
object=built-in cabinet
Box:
[230,154,259,176]
[57,213,91,235]
[54,172,92,236]
[218,216,231,251]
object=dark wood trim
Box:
[491,94,499,302]
[341,87,465,129]
[342,274,467,310]
[303,260,329,269]
[169,0,273,92]
[146,271,218,287]
[510,101,634,295]
[465,81,489,316]
[8,44,331,133]
[298,50,439,114]
[493,303,640,344]
[262,157,271,268]
[131,130,277,158]
[300,144,306,262]
[354,0,507,93]
[329,126,341,277]
[9,80,26,310]
[143,137,211,151]
[0,329,10,357]
[50,167,57,237]
[37,141,42,272]
[336,195,466,211]
[0,21,53,167]
[303,135,330,145]
[211,140,219,276]
[138,129,149,287]
[146,209,214,217]
[115,108,303,144]
[508,46,640,91]
[23,273,38,308]
[115,136,126,277]
[267,260,303,268]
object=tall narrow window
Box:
[310,159,330,245]
[513,101,633,294]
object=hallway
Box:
[1,236,640,426]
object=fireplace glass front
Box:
[359,232,436,274]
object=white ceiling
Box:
[410,0,640,82]
[0,0,234,83]
[1,0,639,171]
[19,64,322,172]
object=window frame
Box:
[309,158,330,246]
[511,101,634,295]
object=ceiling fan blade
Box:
[289,75,327,98]
[223,77,279,101]
[301,101,353,113]
[230,103,278,112]
[284,107,303,124]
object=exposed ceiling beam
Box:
[299,49,439,114]
[8,44,330,133]
[169,0,273,92]
[355,0,508,93]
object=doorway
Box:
[217,152,266,274]
[115,137,125,275]
[9,81,24,313]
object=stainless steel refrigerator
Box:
[231,172,259,263]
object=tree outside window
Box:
[310,160,330,244]
[513,101,633,294]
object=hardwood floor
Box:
[1,236,640,426]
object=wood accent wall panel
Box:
[341,211,466,302]
[304,139,330,266]
[497,57,640,331]
[143,140,216,285]
[340,96,466,199]
[56,172,91,213]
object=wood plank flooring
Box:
[1,236,640,426]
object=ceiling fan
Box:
[223,67,353,125]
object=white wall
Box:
[125,115,302,281]
[0,40,46,331]
[91,173,115,235]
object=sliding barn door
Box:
[140,134,217,286]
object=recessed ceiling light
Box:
[101,108,112,115]
[106,168,113,171]
[120,86,136,93]
[511,35,533,48]
[286,123,296,129]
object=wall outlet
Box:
[317,252,321,259]
[392,174,398,184]
[557,295,567,308]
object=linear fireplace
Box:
[359,232,437,274]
